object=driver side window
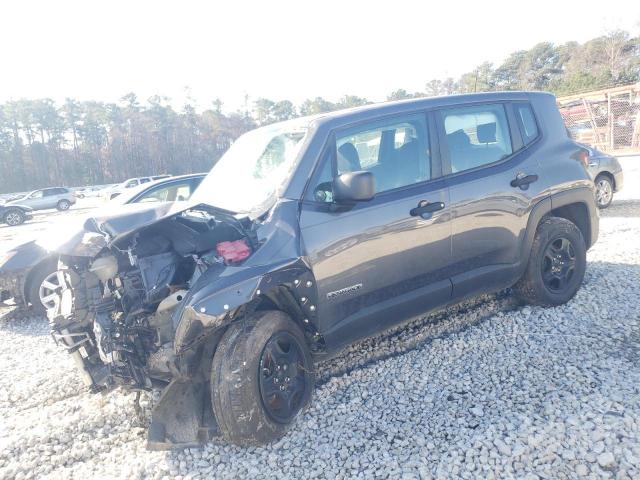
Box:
[309,114,431,203]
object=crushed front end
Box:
[47,205,257,448]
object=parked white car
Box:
[104,175,171,200]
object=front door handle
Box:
[510,173,538,190]
[410,200,445,218]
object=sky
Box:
[0,0,639,112]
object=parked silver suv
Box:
[6,187,76,211]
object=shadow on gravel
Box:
[601,199,640,218]
[0,305,48,335]
[315,291,520,384]
[321,259,640,384]
[578,260,640,366]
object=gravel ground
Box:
[1,161,639,479]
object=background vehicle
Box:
[42,92,599,450]
[106,175,172,200]
[0,204,33,226]
[580,144,624,208]
[0,173,205,312]
[5,187,76,211]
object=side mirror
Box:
[333,171,375,202]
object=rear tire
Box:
[210,310,314,445]
[57,200,71,211]
[3,209,25,226]
[514,217,586,306]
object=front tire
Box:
[57,199,71,211]
[26,259,59,315]
[211,310,314,446]
[595,174,614,209]
[514,217,586,306]
[3,209,25,226]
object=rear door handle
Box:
[410,200,445,218]
[510,173,538,190]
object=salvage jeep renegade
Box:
[45,92,598,448]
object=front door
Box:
[300,112,452,350]
[25,190,46,209]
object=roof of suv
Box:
[310,91,553,127]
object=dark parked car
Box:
[40,92,597,449]
[0,203,34,226]
[578,144,624,209]
[0,174,205,312]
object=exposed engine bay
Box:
[48,206,254,395]
[43,198,320,449]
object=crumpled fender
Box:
[173,258,317,355]
[173,198,318,355]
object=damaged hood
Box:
[36,201,191,256]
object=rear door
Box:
[300,112,452,349]
[42,188,61,208]
[437,101,544,298]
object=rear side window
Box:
[514,103,539,145]
[441,104,512,173]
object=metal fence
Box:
[557,83,640,156]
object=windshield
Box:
[190,119,309,214]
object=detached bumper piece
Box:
[147,380,219,450]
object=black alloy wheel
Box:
[259,332,307,423]
[541,236,576,293]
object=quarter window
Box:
[441,104,512,173]
[514,104,539,145]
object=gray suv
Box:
[45,92,598,449]
[6,187,76,211]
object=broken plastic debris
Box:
[216,240,250,263]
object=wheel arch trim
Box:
[522,186,598,271]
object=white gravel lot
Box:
[1,161,639,479]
